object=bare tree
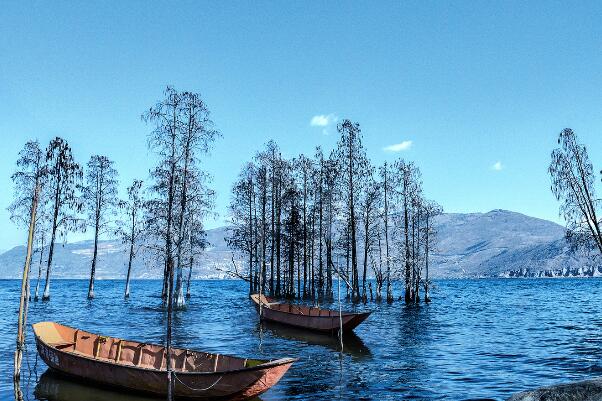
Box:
[227,163,257,293]
[336,119,366,302]
[9,140,46,381]
[42,137,82,301]
[172,91,219,308]
[549,128,602,255]
[143,86,183,399]
[144,86,182,305]
[379,162,393,303]
[82,155,119,299]
[359,163,381,303]
[183,170,215,298]
[117,179,145,299]
[226,126,440,306]
[392,159,421,303]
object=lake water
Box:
[2,278,602,400]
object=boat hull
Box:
[251,294,370,333]
[259,307,370,332]
[34,322,294,400]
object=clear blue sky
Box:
[2,1,602,251]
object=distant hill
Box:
[0,210,597,279]
[0,226,235,280]
[428,209,594,278]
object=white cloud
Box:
[310,114,337,127]
[383,140,413,152]
[492,161,503,171]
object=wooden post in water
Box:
[14,183,40,382]
[166,256,175,401]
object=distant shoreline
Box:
[2,276,602,281]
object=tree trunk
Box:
[14,183,39,382]
[253,190,259,293]
[276,168,282,296]
[270,151,275,296]
[248,177,254,295]
[404,184,411,303]
[124,239,134,299]
[174,135,194,309]
[425,214,431,303]
[174,253,185,308]
[326,192,333,298]
[42,223,57,301]
[88,216,100,299]
[43,176,62,301]
[348,134,359,302]
[161,261,169,300]
[34,237,44,301]
[310,210,315,300]
[318,169,323,298]
[362,204,370,303]
[165,107,179,401]
[261,170,267,296]
[303,169,307,299]
[384,164,392,303]
[186,249,193,299]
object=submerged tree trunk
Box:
[161,261,169,300]
[318,169,324,297]
[404,188,411,303]
[303,169,307,299]
[124,239,134,299]
[270,151,275,296]
[383,164,392,303]
[362,205,370,303]
[174,253,186,308]
[376,230,383,302]
[43,175,62,301]
[248,177,254,295]
[186,249,193,299]
[42,220,58,301]
[34,237,44,301]
[276,170,282,296]
[425,213,431,303]
[88,217,100,299]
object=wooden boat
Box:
[33,321,295,400]
[250,294,371,333]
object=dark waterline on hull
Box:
[2,278,602,400]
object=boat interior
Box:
[33,322,266,373]
[252,294,358,317]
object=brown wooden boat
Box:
[33,321,295,400]
[250,294,370,333]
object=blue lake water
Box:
[2,278,602,400]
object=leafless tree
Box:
[82,155,119,299]
[117,179,145,299]
[9,140,47,381]
[42,137,82,301]
[549,128,602,255]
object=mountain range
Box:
[0,209,597,280]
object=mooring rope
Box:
[173,372,223,392]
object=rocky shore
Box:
[508,377,602,401]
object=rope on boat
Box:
[173,372,223,392]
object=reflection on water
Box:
[34,370,160,401]
[259,320,372,360]
[33,370,264,401]
[3,279,602,400]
